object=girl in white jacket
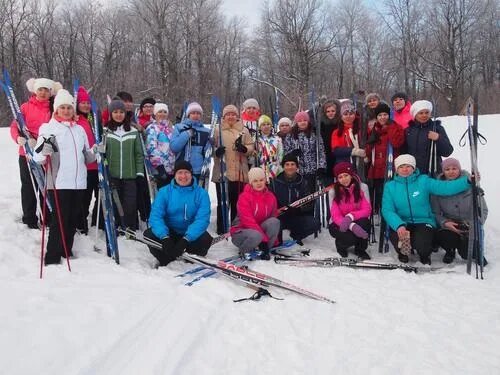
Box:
[34,89,95,265]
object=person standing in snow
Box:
[404,100,453,176]
[256,114,283,183]
[145,160,212,267]
[391,92,412,130]
[145,102,176,189]
[431,158,488,265]
[240,98,261,168]
[328,162,372,260]
[10,77,62,229]
[382,154,471,265]
[319,99,342,184]
[34,89,96,265]
[231,167,280,260]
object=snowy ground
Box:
[1,115,499,375]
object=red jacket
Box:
[137,113,152,127]
[77,115,98,171]
[231,183,278,243]
[393,101,412,130]
[10,95,51,156]
[331,124,355,150]
[365,121,405,179]
[331,183,371,225]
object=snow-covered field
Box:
[1,115,499,375]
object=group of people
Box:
[10,78,487,268]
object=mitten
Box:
[161,237,175,253]
[215,146,226,157]
[172,238,189,258]
[235,143,248,154]
[350,223,368,239]
[41,142,54,156]
[339,214,353,232]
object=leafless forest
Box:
[0,0,498,125]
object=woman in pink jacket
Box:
[9,77,61,229]
[231,167,280,260]
[329,162,372,259]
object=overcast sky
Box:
[221,0,265,29]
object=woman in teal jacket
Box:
[144,160,212,267]
[382,154,470,264]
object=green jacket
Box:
[105,127,144,179]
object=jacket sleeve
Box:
[134,132,145,176]
[33,124,49,164]
[331,200,344,226]
[435,123,453,157]
[427,175,469,196]
[349,190,371,220]
[81,127,96,164]
[184,189,211,241]
[381,181,406,230]
[150,188,170,239]
[388,123,405,148]
[10,120,21,142]
[169,124,190,153]
[236,194,269,242]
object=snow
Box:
[1,114,499,374]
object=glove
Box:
[172,238,189,258]
[215,146,226,157]
[339,214,353,232]
[290,148,302,158]
[316,168,326,178]
[350,223,368,239]
[235,143,248,154]
[161,237,175,253]
[155,165,168,180]
[366,131,380,145]
[351,148,366,158]
[17,136,26,146]
[28,138,37,149]
[92,142,105,154]
[41,142,54,156]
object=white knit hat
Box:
[186,102,203,117]
[242,98,259,110]
[278,117,292,126]
[26,78,62,96]
[410,100,433,119]
[53,89,75,111]
[154,103,169,115]
[394,154,416,170]
[248,167,266,183]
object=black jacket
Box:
[270,172,314,216]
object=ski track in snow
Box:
[1,114,499,375]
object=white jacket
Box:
[34,118,95,189]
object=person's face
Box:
[341,111,355,124]
[111,109,126,123]
[260,122,272,135]
[325,105,336,120]
[224,112,238,126]
[415,110,431,123]
[35,87,51,101]
[279,122,291,134]
[337,172,352,187]
[377,112,389,125]
[397,164,414,177]
[188,111,202,121]
[443,165,460,180]
[142,103,154,116]
[78,101,91,114]
[297,120,308,130]
[367,97,380,109]
[175,169,192,186]
[155,110,168,121]
[245,106,258,117]
[56,104,74,120]
[283,161,298,177]
[392,97,405,111]
[123,100,134,112]
[251,176,267,191]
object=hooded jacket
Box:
[145,119,176,174]
[330,183,371,226]
[170,118,210,175]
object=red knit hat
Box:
[333,162,356,178]
[77,86,91,103]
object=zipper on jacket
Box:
[120,133,123,179]
[405,178,415,224]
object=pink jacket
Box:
[393,100,412,130]
[230,183,278,242]
[77,115,98,171]
[331,184,371,226]
[10,95,51,156]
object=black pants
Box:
[19,155,39,226]
[369,178,384,214]
[329,218,370,253]
[215,180,245,234]
[77,170,99,233]
[136,175,151,222]
[435,229,468,259]
[111,178,137,230]
[389,223,435,260]
[280,214,320,241]
[144,228,212,266]
[45,189,84,264]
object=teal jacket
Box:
[382,169,469,231]
[104,127,144,179]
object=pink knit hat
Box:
[294,111,310,123]
[77,86,91,103]
[441,158,461,170]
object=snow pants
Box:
[329,218,370,253]
[279,214,320,242]
[389,223,435,261]
[231,217,280,253]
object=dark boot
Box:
[420,256,432,265]
[398,253,409,263]
[442,249,455,264]
[355,249,371,260]
[258,242,270,261]
[337,248,348,258]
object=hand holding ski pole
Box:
[428,131,439,141]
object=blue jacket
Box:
[382,169,469,230]
[170,119,210,174]
[149,177,211,241]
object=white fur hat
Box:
[410,100,433,119]
[154,103,169,115]
[26,78,62,96]
[242,98,259,110]
[394,154,416,170]
[278,117,292,126]
[53,89,75,111]
[248,167,266,183]
[186,102,203,117]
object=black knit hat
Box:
[374,103,391,117]
[116,91,133,102]
[140,97,156,110]
[281,153,299,167]
[174,160,193,174]
[391,92,408,103]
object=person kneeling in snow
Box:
[144,160,212,267]
[382,154,471,265]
